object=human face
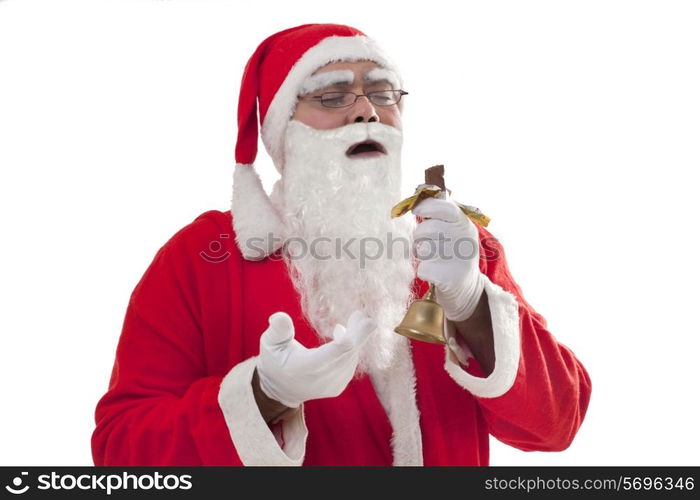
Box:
[291,60,403,131]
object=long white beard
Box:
[269,119,418,374]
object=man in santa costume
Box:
[91,23,591,466]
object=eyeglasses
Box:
[299,90,408,108]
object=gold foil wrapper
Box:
[391,185,491,227]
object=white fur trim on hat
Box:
[231,163,286,260]
[261,34,404,172]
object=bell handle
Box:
[422,282,437,301]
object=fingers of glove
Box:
[330,322,351,349]
[415,212,478,239]
[413,218,457,243]
[260,311,295,346]
[309,311,375,371]
[417,228,480,262]
[416,259,461,290]
[459,216,480,240]
[300,340,360,377]
[312,331,361,363]
[344,310,376,349]
[411,197,462,222]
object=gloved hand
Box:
[255,309,376,409]
[411,194,485,322]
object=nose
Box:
[347,95,379,124]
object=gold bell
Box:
[394,283,446,344]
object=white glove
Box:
[411,195,485,322]
[255,310,376,408]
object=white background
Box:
[1,0,698,466]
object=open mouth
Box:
[346,140,387,157]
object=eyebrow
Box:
[363,67,400,89]
[299,66,402,96]
[299,70,354,95]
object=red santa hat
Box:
[231,23,404,260]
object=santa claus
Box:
[91,23,592,466]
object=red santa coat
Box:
[91,209,592,466]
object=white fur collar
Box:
[230,163,286,260]
[367,338,424,466]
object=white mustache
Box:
[285,119,402,155]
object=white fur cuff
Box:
[218,357,308,466]
[443,276,521,398]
